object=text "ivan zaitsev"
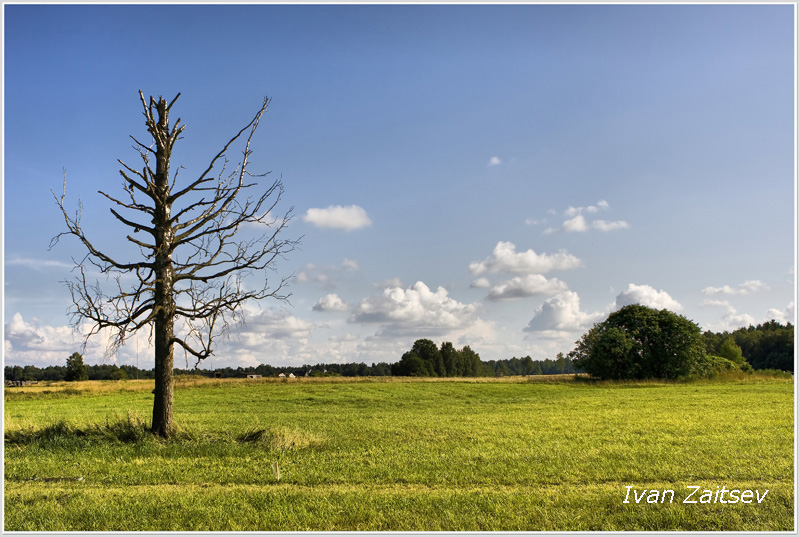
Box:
[623,485,768,504]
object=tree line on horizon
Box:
[5,321,793,383]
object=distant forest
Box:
[5,321,793,382]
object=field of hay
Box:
[4,374,794,531]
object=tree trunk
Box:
[150,96,176,438]
[152,312,175,437]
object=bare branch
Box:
[53,92,297,436]
[169,97,270,205]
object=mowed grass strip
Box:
[5,481,793,531]
[4,375,794,531]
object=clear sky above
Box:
[3,4,796,370]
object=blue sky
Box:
[3,4,796,370]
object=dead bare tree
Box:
[51,91,298,437]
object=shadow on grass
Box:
[6,416,325,451]
[5,413,159,447]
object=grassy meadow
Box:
[4,374,795,531]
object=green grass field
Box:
[4,374,794,531]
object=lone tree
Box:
[52,92,298,437]
[570,304,707,380]
[65,352,88,381]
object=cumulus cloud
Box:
[4,313,77,365]
[239,310,317,344]
[342,258,360,271]
[486,274,568,301]
[3,312,131,367]
[303,205,372,231]
[702,280,769,296]
[562,214,588,232]
[313,293,349,312]
[564,200,609,218]
[469,241,582,276]
[701,300,756,332]
[614,283,682,311]
[470,277,491,289]
[374,277,404,289]
[765,301,795,324]
[296,259,361,288]
[295,263,330,285]
[524,217,547,226]
[350,281,481,337]
[523,291,604,336]
[592,220,630,232]
[543,200,628,234]
[488,156,501,166]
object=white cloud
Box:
[488,156,501,166]
[313,293,349,312]
[4,313,77,365]
[563,214,588,232]
[564,200,608,217]
[702,280,769,295]
[701,300,756,332]
[544,200,629,234]
[592,219,630,232]
[296,259,360,288]
[614,283,682,311]
[350,281,481,337]
[3,312,133,367]
[295,263,330,285]
[524,217,547,226]
[469,241,582,276]
[342,258,360,271]
[700,299,732,308]
[6,256,73,271]
[523,291,604,336]
[374,277,404,289]
[765,301,795,324]
[237,310,317,347]
[454,318,498,348]
[303,205,372,231]
[486,274,568,301]
[470,277,492,289]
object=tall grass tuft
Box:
[6,413,152,446]
[236,426,325,450]
[100,412,151,443]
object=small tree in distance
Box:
[65,352,88,381]
[51,92,298,437]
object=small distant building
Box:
[288,373,296,378]
[278,373,286,378]
[246,374,262,380]
[5,380,38,387]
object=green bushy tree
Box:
[570,305,707,380]
[65,352,88,381]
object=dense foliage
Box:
[570,305,708,380]
[489,353,579,376]
[64,352,88,381]
[391,339,483,377]
[711,321,793,372]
